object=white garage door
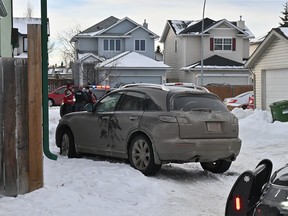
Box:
[266,69,288,109]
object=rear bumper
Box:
[154,138,242,162]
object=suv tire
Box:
[200,160,232,173]
[129,135,161,176]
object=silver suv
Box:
[56,85,241,175]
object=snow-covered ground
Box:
[1,107,288,216]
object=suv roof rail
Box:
[121,83,170,91]
[163,82,209,92]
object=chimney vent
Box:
[237,16,245,30]
[143,19,148,29]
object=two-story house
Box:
[159,17,254,85]
[0,0,12,57]
[71,16,170,87]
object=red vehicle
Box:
[48,85,80,107]
[247,95,255,109]
[49,85,113,107]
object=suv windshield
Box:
[171,94,228,112]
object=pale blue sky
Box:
[13,0,287,64]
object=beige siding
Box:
[209,28,244,63]
[163,28,184,81]
[253,38,288,109]
[184,36,201,66]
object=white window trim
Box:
[214,37,232,51]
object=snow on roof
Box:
[14,53,28,58]
[13,17,49,35]
[181,64,244,70]
[78,53,105,62]
[169,18,254,38]
[250,33,267,43]
[98,51,171,69]
[170,20,194,34]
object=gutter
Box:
[41,0,57,160]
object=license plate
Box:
[207,122,222,132]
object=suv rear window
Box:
[171,94,228,112]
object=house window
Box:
[135,39,145,51]
[175,40,178,53]
[23,37,28,52]
[104,39,109,51]
[214,38,232,51]
[116,39,121,51]
[103,39,121,51]
[110,40,114,50]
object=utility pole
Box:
[200,0,207,86]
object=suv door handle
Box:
[101,116,110,120]
[129,116,139,121]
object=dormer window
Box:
[135,39,145,51]
[210,37,236,51]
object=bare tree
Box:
[75,59,120,86]
[57,24,82,67]
[25,0,33,18]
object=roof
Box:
[13,17,50,35]
[160,17,254,42]
[0,0,8,17]
[81,16,119,34]
[181,55,245,70]
[98,51,171,69]
[78,53,105,63]
[72,16,159,40]
[245,27,288,68]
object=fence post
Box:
[28,24,44,192]
[2,58,18,196]
[0,58,3,194]
[15,58,29,194]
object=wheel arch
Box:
[48,98,55,106]
[127,130,161,165]
[56,124,73,148]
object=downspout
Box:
[41,0,57,160]
[249,68,256,108]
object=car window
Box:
[145,97,159,111]
[57,88,66,94]
[95,92,123,112]
[118,92,146,111]
[237,91,252,98]
[90,89,107,99]
[171,94,228,112]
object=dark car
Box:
[55,85,241,175]
[225,159,288,216]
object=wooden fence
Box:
[0,25,43,196]
[205,84,253,101]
